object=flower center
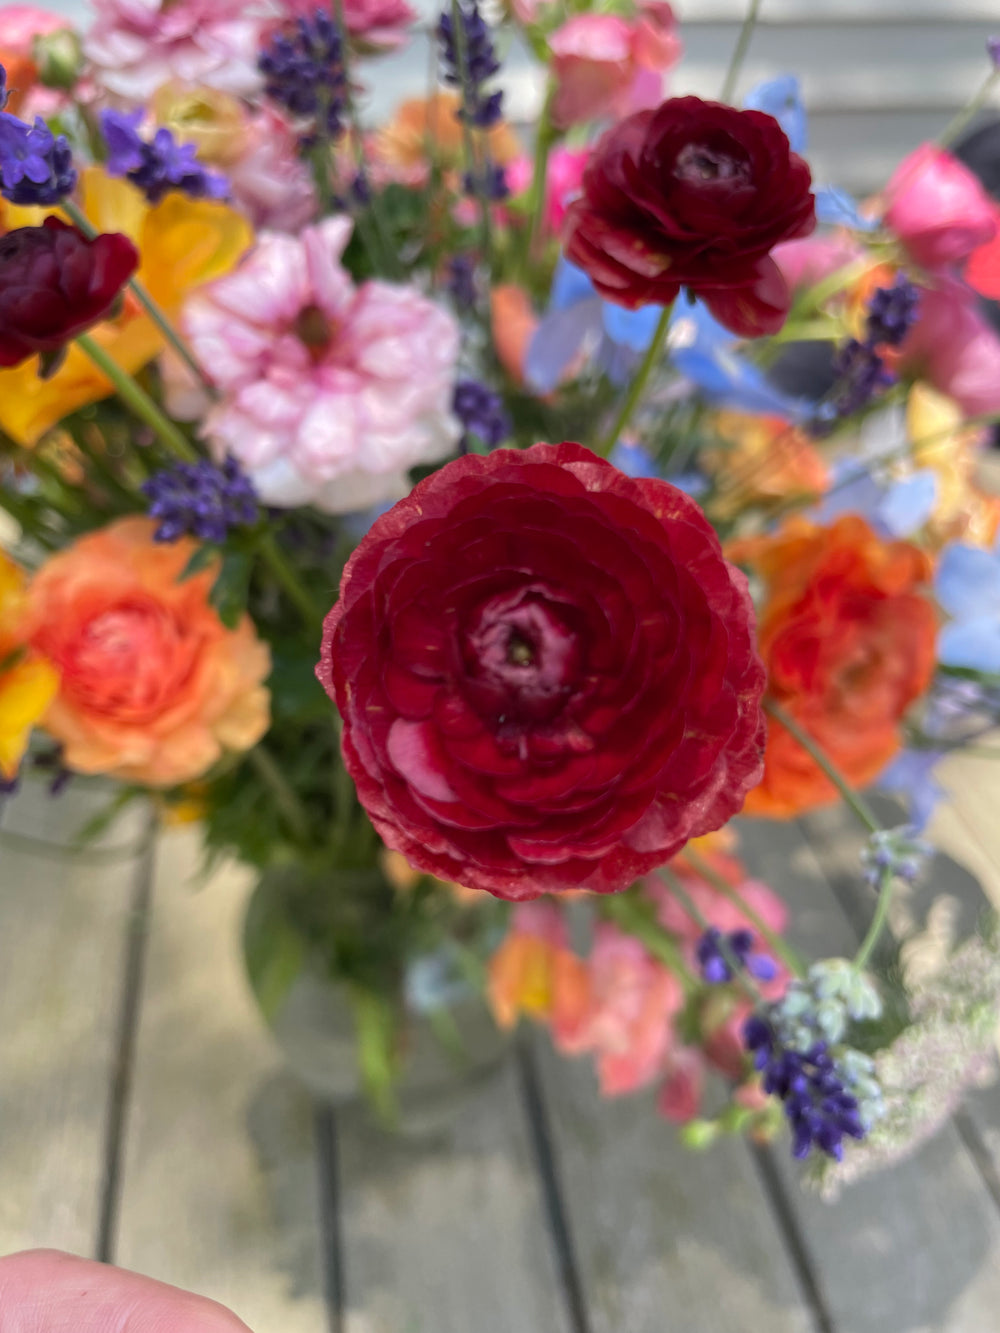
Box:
[461,586,583,726]
[294,302,333,352]
[675,142,748,184]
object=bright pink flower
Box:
[559,923,683,1096]
[657,1047,704,1122]
[505,145,588,236]
[549,3,681,131]
[184,217,460,513]
[0,4,64,49]
[772,234,864,293]
[884,144,997,270]
[901,276,1000,417]
[227,109,318,233]
[84,0,263,101]
[280,0,415,49]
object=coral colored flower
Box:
[376,90,520,179]
[318,442,766,900]
[883,144,997,271]
[703,412,828,519]
[84,0,263,101]
[901,277,1000,418]
[490,282,537,383]
[24,518,270,786]
[558,923,684,1096]
[564,96,815,336]
[0,166,251,443]
[0,7,66,115]
[488,901,589,1030]
[0,216,137,366]
[184,217,460,513]
[548,4,681,132]
[730,516,937,818]
[0,548,58,777]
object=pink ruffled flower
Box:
[884,144,997,271]
[84,0,263,101]
[227,108,318,233]
[901,276,1000,417]
[183,217,461,513]
[280,0,415,50]
[549,3,682,131]
[558,923,684,1096]
[503,145,589,236]
[772,234,865,293]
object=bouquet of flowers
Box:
[2,0,1000,1192]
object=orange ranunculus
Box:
[0,167,252,444]
[488,901,589,1032]
[704,412,829,519]
[0,549,58,777]
[730,516,937,818]
[0,51,37,115]
[24,518,271,786]
[377,91,520,176]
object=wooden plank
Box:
[113,828,329,1333]
[739,814,1000,1333]
[333,1056,576,1333]
[0,778,149,1255]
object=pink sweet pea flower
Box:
[558,923,683,1096]
[183,217,461,513]
[549,2,681,131]
[884,144,998,270]
[657,1047,705,1122]
[901,276,1000,417]
[505,145,589,235]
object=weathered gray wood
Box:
[333,1058,575,1333]
[740,815,1000,1333]
[533,1007,816,1330]
[114,829,329,1332]
[0,779,149,1255]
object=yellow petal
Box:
[0,658,60,778]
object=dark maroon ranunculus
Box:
[563,96,816,337]
[318,442,766,901]
[0,216,139,368]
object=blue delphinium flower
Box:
[697,927,777,985]
[142,456,259,544]
[101,109,228,206]
[744,961,885,1161]
[0,92,75,205]
[453,378,510,452]
[935,536,1000,674]
[437,1,503,129]
[258,9,346,139]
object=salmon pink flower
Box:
[184,217,461,513]
[549,4,681,132]
[24,518,271,786]
[317,443,765,900]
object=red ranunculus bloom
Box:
[318,442,766,900]
[563,96,816,337]
[0,217,138,368]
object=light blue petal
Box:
[876,749,945,831]
[609,442,661,478]
[936,544,1000,620]
[744,75,807,153]
[602,301,662,352]
[939,618,1000,674]
[876,470,937,538]
[815,186,880,232]
[813,461,884,526]
[524,300,602,393]
[549,257,596,312]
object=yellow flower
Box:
[0,168,252,445]
[704,411,829,520]
[0,552,58,778]
[150,83,249,167]
[907,383,1000,549]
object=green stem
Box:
[938,69,1000,151]
[592,303,672,458]
[600,887,700,992]
[256,532,326,633]
[521,87,557,274]
[680,846,807,978]
[248,744,312,844]
[658,867,762,1003]
[60,199,217,399]
[74,334,199,462]
[853,866,894,971]
[763,698,881,836]
[720,0,764,103]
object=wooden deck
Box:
[2,757,1000,1333]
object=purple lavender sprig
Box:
[697,927,778,985]
[100,109,228,206]
[142,456,259,544]
[0,64,76,206]
[437,1,503,129]
[258,9,347,141]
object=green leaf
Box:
[243,875,307,1023]
[179,544,220,582]
[210,550,253,628]
[350,986,400,1126]
[73,786,144,846]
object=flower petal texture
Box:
[318,442,766,900]
[563,96,815,336]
